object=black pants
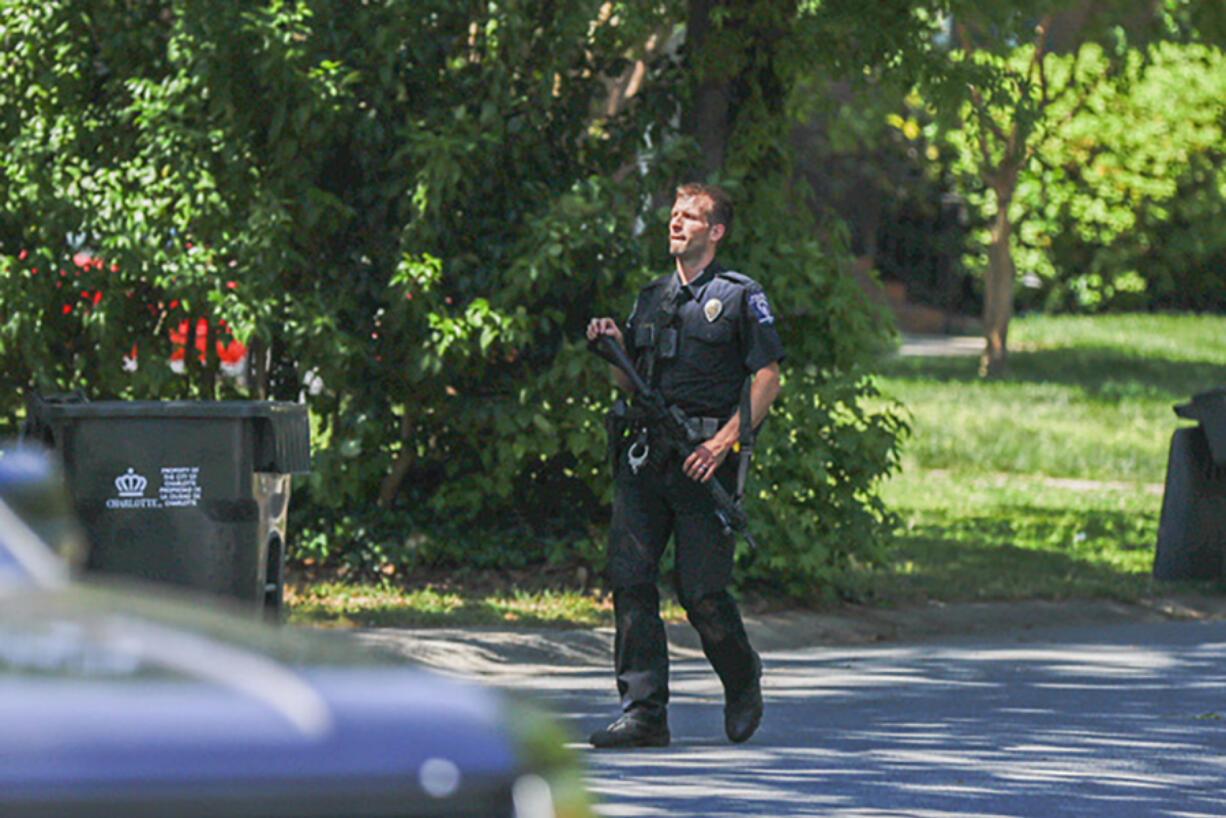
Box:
[606,455,757,716]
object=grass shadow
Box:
[870,504,1163,603]
[880,346,1226,401]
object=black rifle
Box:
[589,333,758,550]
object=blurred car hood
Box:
[0,582,567,817]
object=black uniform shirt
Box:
[624,262,785,419]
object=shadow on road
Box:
[519,619,1226,817]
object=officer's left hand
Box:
[683,443,727,483]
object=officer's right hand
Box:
[586,317,624,348]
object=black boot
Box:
[724,653,763,744]
[684,593,763,743]
[589,710,670,749]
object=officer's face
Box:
[669,195,722,260]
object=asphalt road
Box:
[480,618,1226,817]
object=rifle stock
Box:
[588,333,758,550]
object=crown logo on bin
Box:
[115,468,148,498]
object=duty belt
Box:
[624,412,724,475]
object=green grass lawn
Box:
[289,313,1226,627]
[865,313,1226,605]
[288,583,615,628]
[286,579,687,629]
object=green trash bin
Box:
[23,394,311,616]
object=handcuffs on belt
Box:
[624,415,721,475]
[626,427,650,474]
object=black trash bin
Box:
[22,394,311,616]
[1154,388,1226,581]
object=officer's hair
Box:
[675,183,733,235]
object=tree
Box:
[0,0,912,597]
[929,1,1190,375]
[1017,41,1226,312]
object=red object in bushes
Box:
[169,318,247,365]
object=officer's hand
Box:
[586,317,624,348]
[683,443,727,483]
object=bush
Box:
[0,0,906,599]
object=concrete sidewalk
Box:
[355,594,1226,678]
[896,332,983,357]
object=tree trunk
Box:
[202,318,218,399]
[683,0,732,177]
[246,336,268,399]
[980,183,1016,377]
[183,315,200,398]
[378,412,415,508]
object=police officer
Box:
[585,183,784,748]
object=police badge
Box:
[703,297,723,322]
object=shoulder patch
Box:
[748,291,775,325]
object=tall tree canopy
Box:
[0,0,916,596]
